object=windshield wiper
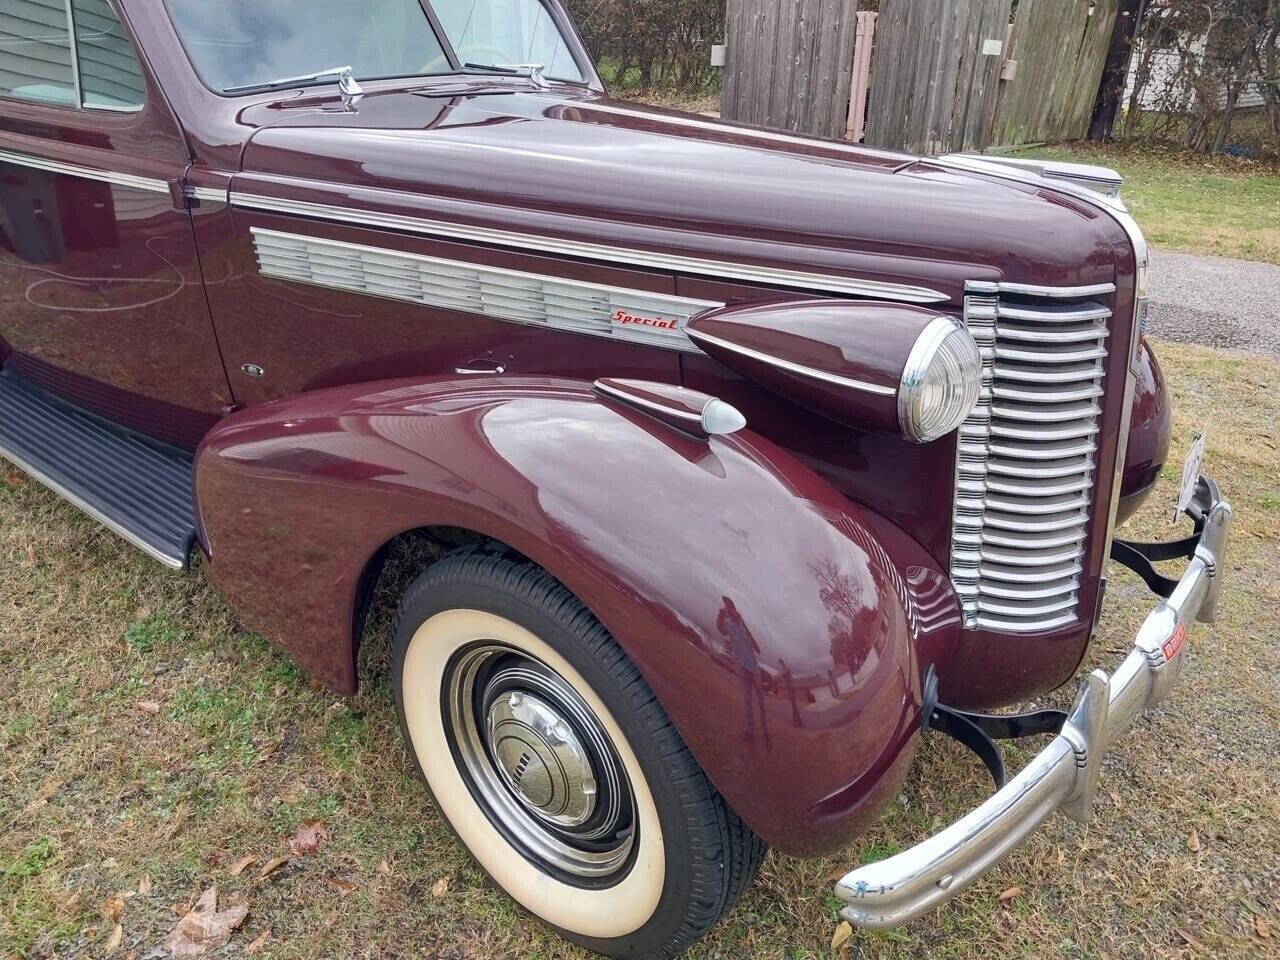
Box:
[223,64,365,105]
[463,62,550,90]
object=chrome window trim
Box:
[685,327,898,397]
[230,192,950,304]
[0,149,170,193]
[251,227,723,352]
[64,0,85,107]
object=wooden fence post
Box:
[845,11,878,141]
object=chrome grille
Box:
[951,281,1114,632]
[251,228,719,351]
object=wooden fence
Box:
[992,0,1118,146]
[722,0,860,140]
[723,0,1120,154]
[865,0,1011,154]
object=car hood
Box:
[236,86,1127,302]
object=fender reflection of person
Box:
[717,596,769,744]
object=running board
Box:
[0,372,196,569]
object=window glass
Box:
[431,0,583,82]
[165,0,451,94]
[72,0,144,109]
[0,0,77,105]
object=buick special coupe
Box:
[0,1,1234,956]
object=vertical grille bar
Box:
[951,281,1114,632]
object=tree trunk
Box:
[1211,82,1241,154]
[1089,0,1146,140]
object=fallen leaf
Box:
[1176,927,1201,947]
[135,700,162,715]
[228,855,258,878]
[830,920,853,951]
[105,922,123,953]
[24,779,63,813]
[256,856,290,882]
[1256,914,1273,938]
[375,860,391,876]
[999,886,1024,903]
[101,894,126,924]
[137,876,152,895]
[288,819,329,857]
[328,876,357,896]
[430,876,450,898]
[245,927,271,954]
[165,802,189,841]
[1187,829,1201,852]
[164,886,248,957]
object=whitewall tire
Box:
[390,547,764,960]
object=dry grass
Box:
[1014,142,1280,265]
[2,340,1278,960]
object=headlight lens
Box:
[898,317,983,443]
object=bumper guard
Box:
[834,475,1233,928]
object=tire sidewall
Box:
[391,564,706,958]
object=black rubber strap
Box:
[927,704,1069,790]
[1116,537,1182,599]
[929,705,1008,789]
[955,708,1069,741]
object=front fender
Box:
[195,376,960,855]
[1117,337,1172,526]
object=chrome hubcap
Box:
[444,643,636,881]
[486,689,598,826]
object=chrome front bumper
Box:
[834,476,1233,929]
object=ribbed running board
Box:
[0,372,196,568]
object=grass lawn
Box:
[2,338,1278,959]
[1014,143,1280,265]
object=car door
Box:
[0,0,233,450]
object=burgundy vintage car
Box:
[0,1,1234,957]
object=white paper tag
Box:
[1174,432,1206,521]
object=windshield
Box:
[433,0,583,83]
[165,0,585,95]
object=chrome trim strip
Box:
[834,484,1232,929]
[573,101,915,165]
[593,381,702,423]
[966,279,1116,300]
[231,192,951,304]
[251,227,721,352]
[0,444,187,569]
[188,186,227,204]
[0,148,170,193]
[685,328,898,397]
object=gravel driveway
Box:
[1147,250,1280,360]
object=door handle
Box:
[454,359,506,375]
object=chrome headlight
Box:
[898,317,983,443]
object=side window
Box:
[0,0,144,109]
[72,0,145,109]
[0,0,77,105]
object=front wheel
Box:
[390,547,764,959]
